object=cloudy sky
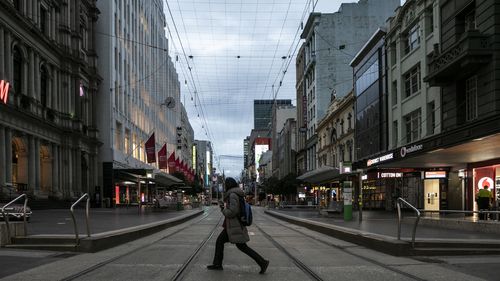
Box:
[165,0,403,178]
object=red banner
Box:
[168,152,176,173]
[145,133,156,163]
[158,144,167,169]
[175,157,180,173]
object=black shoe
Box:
[207,264,223,270]
[259,260,269,274]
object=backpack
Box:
[238,196,253,226]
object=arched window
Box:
[330,129,337,144]
[13,0,21,12]
[13,46,23,94]
[40,66,48,107]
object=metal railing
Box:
[396,197,420,248]
[70,193,91,245]
[1,194,28,242]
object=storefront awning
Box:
[297,166,340,184]
[154,172,183,187]
[377,133,500,169]
[114,169,150,183]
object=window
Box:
[404,109,421,143]
[465,76,477,121]
[347,113,352,130]
[390,42,397,67]
[40,66,48,107]
[465,10,476,31]
[404,24,420,54]
[331,129,337,144]
[425,6,434,35]
[392,121,398,147]
[125,129,130,154]
[404,64,421,98]
[115,122,122,151]
[13,0,21,12]
[427,102,435,135]
[40,7,47,35]
[355,58,379,95]
[13,47,23,94]
[392,81,398,106]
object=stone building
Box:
[0,0,101,201]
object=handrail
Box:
[419,209,500,214]
[396,197,420,248]
[1,194,28,242]
[70,193,91,245]
[419,209,500,221]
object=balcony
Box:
[424,30,492,86]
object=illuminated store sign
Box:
[425,171,447,179]
[378,172,402,178]
[479,177,494,190]
[0,80,9,104]
[400,144,423,157]
[367,153,393,167]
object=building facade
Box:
[295,45,307,176]
[300,0,400,173]
[277,118,297,180]
[95,0,181,205]
[0,0,101,200]
[194,140,213,189]
[179,103,194,169]
[253,99,292,132]
[271,104,296,179]
[359,0,500,212]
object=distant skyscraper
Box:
[254,99,292,131]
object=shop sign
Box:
[478,177,494,190]
[378,172,402,178]
[367,153,393,167]
[0,80,9,104]
[400,144,423,158]
[425,171,447,179]
[475,167,495,191]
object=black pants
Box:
[478,197,490,220]
[212,228,266,266]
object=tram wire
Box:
[60,208,223,281]
[258,211,428,281]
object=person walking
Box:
[207,177,269,274]
[477,185,493,220]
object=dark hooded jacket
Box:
[222,187,250,243]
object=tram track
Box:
[258,211,428,281]
[60,208,222,281]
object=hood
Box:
[224,187,244,199]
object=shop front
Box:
[297,166,359,213]
[468,160,500,213]
[361,170,431,211]
[105,167,183,207]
